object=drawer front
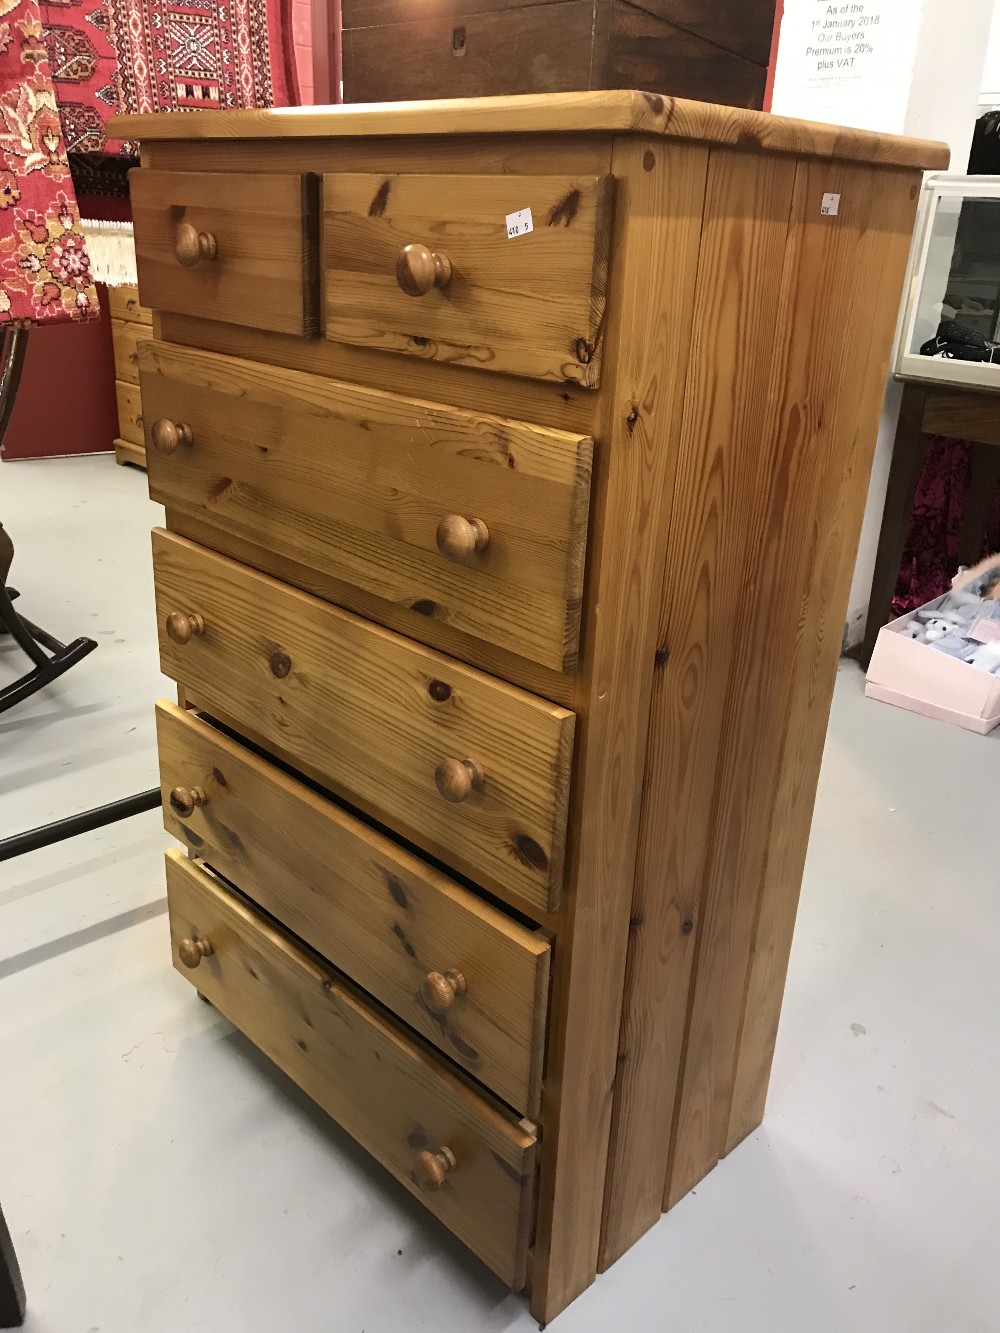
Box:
[112,319,152,385]
[141,340,592,673]
[130,169,319,336]
[152,530,574,914]
[115,380,143,446]
[323,172,612,386]
[107,284,151,324]
[157,700,550,1114]
[165,851,537,1288]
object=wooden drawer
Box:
[112,319,152,385]
[152,530,574,915]
[115,380,143,446]
[129,169,319,336]
[323,172,613,386]
[107,284,151,325]
[140,340,592,673]
[156,700,551,1114]
[165,850,537,1288]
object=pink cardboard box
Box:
[865,598,1000,735]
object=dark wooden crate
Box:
[341,0,776,109]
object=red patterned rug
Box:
[109,0,297,115]
[38,0,125,154]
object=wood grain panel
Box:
[140,339,593,672]
[723,163,923,1153]
[157,701,551,1114]
[152,530,575,914]
[129,169,319,336]
[166,851,538,1287]
[115,379,143,445]
[530,138,709,1323]
[608,2,766,111]
[323,172,613,386]
[110,93,948,171]
[112,318,152,385]
[107,284,151,324]
[921,386,1000,446]
[343,1,598,103]
[114,438,146,468]
[155,311,597,437]
[165,505,576,707]
[343,0,562,26]
[600,147,799,1266]
[626,0,777,64]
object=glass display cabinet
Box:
[896,174,1000,389]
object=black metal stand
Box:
[0,329,98,715]
[0,788,161,863]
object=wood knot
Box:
[682,919,694,935]
[511,833,549,872]
[269,650,292,678]
[410,599,440,617]
[574,338,594,365]
[626,403,639,432]
[428,678,452,702]
[368,179,390,217]
[641,92,665,115]
[654,645,669,667]
[642,150,655,172]
[548,188,581,227]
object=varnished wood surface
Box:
[323,172,612,387]
[921,385,1000,447]
[110,92,949,170]
[531,138,709,1323]
[112,318,152,384]
[166,851,538,1288]
[157,700,551,1114]
[722,161,922,1156]
[343,0,600,103]
[156,310,597,438]
[165,505,576,707]
[129,169,319,336]
[153,530,576,914]
[107,284,151,324]
[114,438,146,469]
[140,339,593,672]
[115,380,143,446]
[600,144,801,1265]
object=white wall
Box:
[980,0,1000,104]
[771,0,993,647]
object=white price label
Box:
[821,192,841,216]
[506,207,533,239]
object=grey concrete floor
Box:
[1,454,998,1332]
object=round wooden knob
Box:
[434,757,484,803]
[150,418,193,455]
[421,969,467,1014]
[396,243,452,297]
[169,785,208,817]
[175,222,218,267]
[435,514,489,563]
[178,936,213,969]
[165,611,206,645]
[415,1146,457,1191]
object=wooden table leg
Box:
[859,382,928,667]
[957,439,1000,569]
[0,1205,25,1328]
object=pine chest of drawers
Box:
[110,93,946,1322]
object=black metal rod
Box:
[0,788,161,863]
